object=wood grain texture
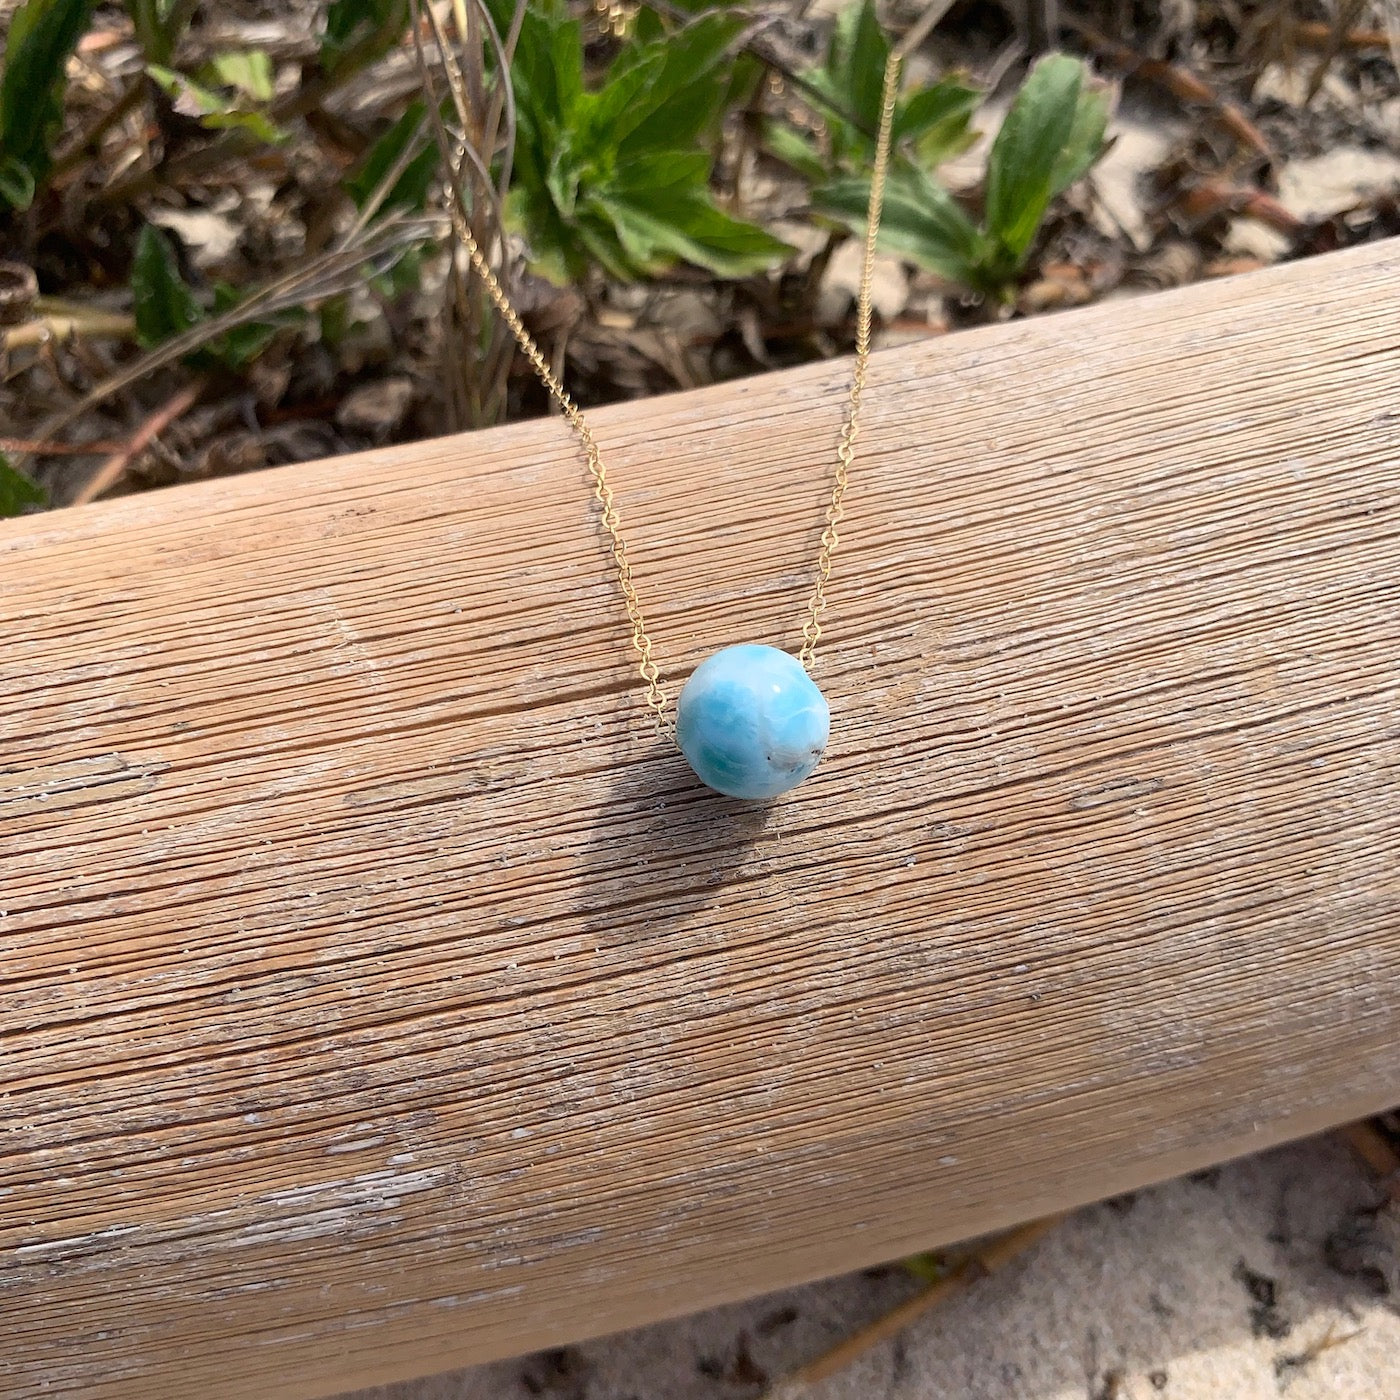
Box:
[4,240,1400,1399]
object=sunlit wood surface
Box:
[3,239,1399,1399]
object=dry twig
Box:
[1304,0,1372,102]
[1290,19,1395,52]
[1068,19,1273,160]
[1275,1320,1366,1382]
[763,1215,1063,1397]
[9,213,441,480]
[410,0,524,429]
[0,436,126,456]
[1169,177,1304,236]
[50,77,147,180]
[3,310,136,352]
[71,376,208,507]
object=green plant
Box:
[347,100,440,217]
[0,0,97,209]
[814,50,1109,301]
[322,0,412,83]
[764,0,979,187]
[497,0,790,282]
[131,223,282,366]
[147,51,287,144]
[0,452,46,517]
[125,0,198,66]
[331,99,442,333]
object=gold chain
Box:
[449,48,904,732]
[800,49,900,666]
[443,199,669,728]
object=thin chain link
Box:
[799,49,900,667]
[442,197,671,731]
[448,47,904,729]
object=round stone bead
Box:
[675,644,830,800]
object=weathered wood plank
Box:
[3,240,1399,1399]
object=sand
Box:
[341,1134,1399,1400]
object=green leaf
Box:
[984,53,1084,261]
[724,50,764,115]
[605,192,791,279]
[126,0,167,58]
[323,0,364,50]
[0,453,46,517]
[508,8,582,137]
[914,109,980,170]
[605,154,793,277]
[607,148,710,198]
[147,63,286,142]
[815,167,990,289]
[480,0,554,38]
[318,293,350,348]
[573,208,646,280]
[0,0,98,179]
[347,100,439,214]
[131,224,203,347]
[549,15,584,118]
[797,12,976,176]
[894,79,979,145]
[147,62,221,116]
[321,0,410,76]
[611,12,746,156]
[892,76,981,171]
[614,9,743,91]
[762,120,828,183]
[199,108,285,143]
[544,145,581,219]
[131,233,286,367]
[125,0,195,65]
[207,282,282,367]
[630,5,665,45]
[574,47,666,160]
[1049,74,1110,197]
[501,4,779,285]
[368,243,424,299]
[205,50,275,102]
[0,154,36,210]
[504,183,578,285]
[829,0,888,134]
[209,320,277,368]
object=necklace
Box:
[448,47,903,800]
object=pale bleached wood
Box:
[3,241,1400,1399]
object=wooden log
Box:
[4,240,1400,1399]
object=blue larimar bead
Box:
[675,644,830,800]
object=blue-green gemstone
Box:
[675,644,830,800]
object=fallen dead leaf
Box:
[818,242,907,327]
[1278,148,1400,223]
[335,377,417,438]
